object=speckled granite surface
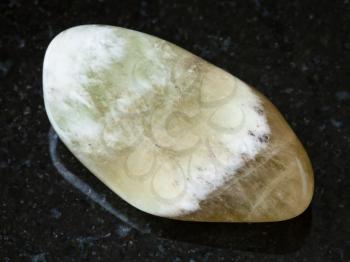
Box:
[1,1,349,261]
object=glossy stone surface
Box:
[43,25,313,222]
[179,91,314,222]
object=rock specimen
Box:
[43,25,314,222]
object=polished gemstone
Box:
[43,25,314,222]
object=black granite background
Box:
[1,0,350,261]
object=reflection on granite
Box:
[51,129,312,253]
[1,0,349,261]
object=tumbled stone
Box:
[43,25,314,222]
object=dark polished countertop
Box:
[1,0,349,261]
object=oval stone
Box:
[43,25,314,222]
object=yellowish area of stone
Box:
[43,25,314,222]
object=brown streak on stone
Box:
[174,90,314,222]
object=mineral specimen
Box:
[43,25,314,222]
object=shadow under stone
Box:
[143,208,312,254]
